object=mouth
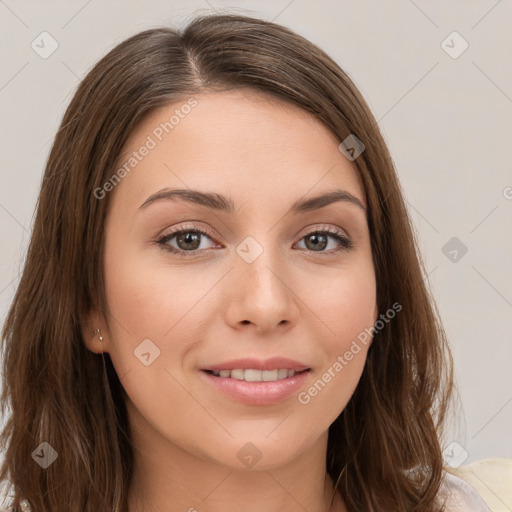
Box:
[202,368,310,382]
[200,363,312,405]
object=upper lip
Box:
[202,357,311,372]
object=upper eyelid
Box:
[158,223,217,242]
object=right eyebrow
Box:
[139,188,235,212]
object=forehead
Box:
[110,89,365,213]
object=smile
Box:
[205,368,307,381]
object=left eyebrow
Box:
[138,188,367,215]
[290,189,366,214]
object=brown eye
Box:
[157,228,217,257]
[303,233,329,251]
[175,231,202,251]
[297,229,353,253]
[157,225,353,258]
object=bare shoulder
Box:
[438,471,491,512]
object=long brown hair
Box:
[1,13,453,512]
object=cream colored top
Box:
[439,470,491,511]
[0,471,491,511]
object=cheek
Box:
[101,235,221,376]
[101,242,214,444]
[291,261,376,418]
[103,233,199,334]
[294,257,377,348]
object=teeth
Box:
[230,369,245,380]
[245,369,262,382]
[262,369,278,381]
[210,368,304,381]
[278,368,288,379]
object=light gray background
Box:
[1,0,511,466]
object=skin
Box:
[82,89,378,512]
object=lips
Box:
[202,357,311,372]
[201,367,311,405]
[200,357,312,405]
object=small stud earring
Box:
[94,328,103,342]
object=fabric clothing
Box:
[438,470,491,511]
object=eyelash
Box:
[156,224,353,258]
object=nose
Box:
[224,247,300,335]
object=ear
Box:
[80,308,109,355]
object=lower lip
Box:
[200,370,310,405]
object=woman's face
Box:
[85,89,377,470]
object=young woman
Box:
[0,13,490,512]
